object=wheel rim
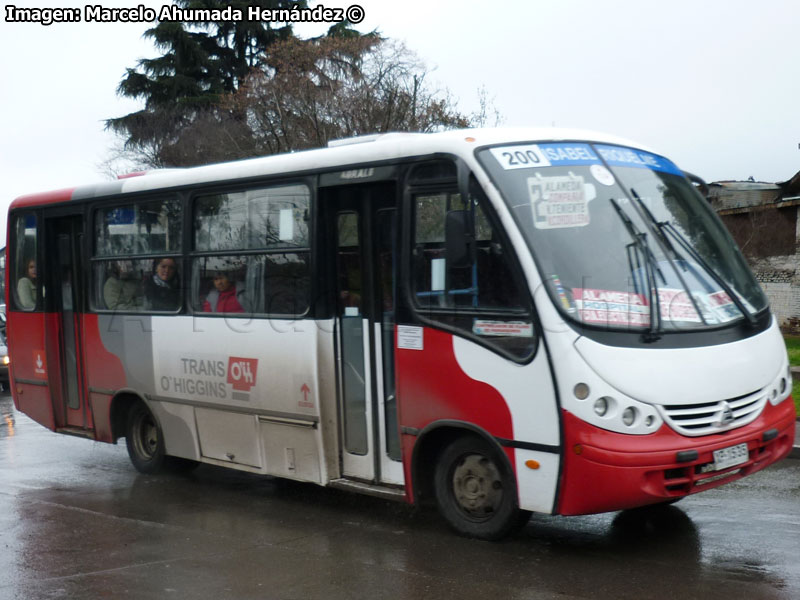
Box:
[451,453,504,521]
[133,411,159,461]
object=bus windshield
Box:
[478,142,767,333]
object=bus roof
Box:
[8,127,654,211]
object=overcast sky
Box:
[2,0,799,242]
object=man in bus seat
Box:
[203,268,246,313]
[103,260,143,311]
[143,258,180,311]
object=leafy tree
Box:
[195,36,472,161]
[108,12,485,169]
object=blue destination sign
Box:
[594,145,683,176]
[533,143,682,176]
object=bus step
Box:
[329,478,406,502]
[55,427,95,440]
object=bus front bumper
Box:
[556,399,796,516]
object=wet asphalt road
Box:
[0,393,798,600]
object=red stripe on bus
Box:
[396,326,516,499]
[80,314,128,442]
[9,187,75,210]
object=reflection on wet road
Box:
[0,393,798,599]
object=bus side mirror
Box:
[445,210,474,269]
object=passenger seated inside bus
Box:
[143,258,181,311]
[103,260,143,311]
[202,268,246,313]
[17,258,36,309]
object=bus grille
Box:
[657,390,766,436]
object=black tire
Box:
[434,436,529,540]
[125,402,166,474]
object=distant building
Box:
[710,173,800,330]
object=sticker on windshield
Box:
[550,275,575,312]
[472,320,534,337]
[569,286,748,328]
[490,145,550,170]
[529,173,589,229]
[707,291,739,319]
[573,288,650,327]
[574,288,699,326]
[590,164,616,186]
[658,289,703,323]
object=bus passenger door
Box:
[324,182,404,486]
[45,216,88,431]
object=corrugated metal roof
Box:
[709,181,779,191]
[708,180,781,212]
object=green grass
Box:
[785,335,800,416]
[785,335,800,367]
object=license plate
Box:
[713,443,749,471]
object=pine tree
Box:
[106,5,483,169]
[106,0,305,167]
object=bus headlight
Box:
[563,369,662,434]
[574,383,590,400]
[2,356,8,366]
[769,363,792,406]
[594,397,610,417]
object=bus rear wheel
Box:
[125,402,166,474]
[433,436,528,540]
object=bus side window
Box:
[473,201,524,310]
[412,190,524,311]
[410,181,535,360]
[93,198,182,313]
[12,213,38,311]
[192,183,312,318]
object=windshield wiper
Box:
[628,189,708,326]
[627,189,756,328]
[660,221,757,328]
[609,198,662,340]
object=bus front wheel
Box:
[433,436,528,540]
[125,402,166,474]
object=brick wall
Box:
[752,255,800,331]
[710,177,800,330]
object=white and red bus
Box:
[6,128,796,539]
